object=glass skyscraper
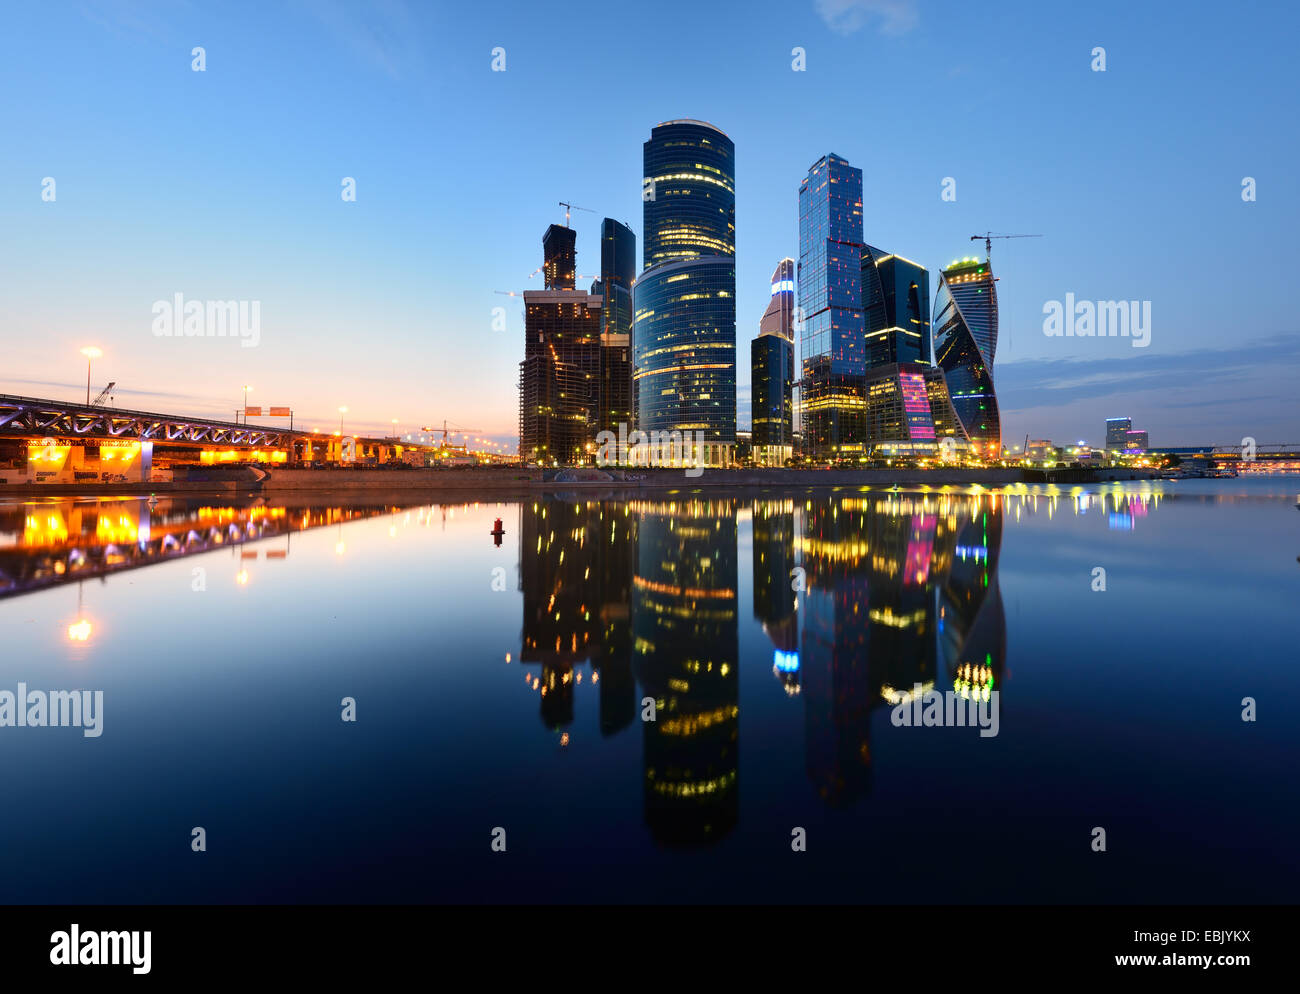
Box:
[933,256,1001,458]
[798,153,866,460]
[592,218,636,434]
[633,120,737,465]
[641,119,735,269]
[862,246,930,367]
[751,258,795,466]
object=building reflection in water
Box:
[516,491,1010,836]
[633,499,739,846]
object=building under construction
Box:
[518,220,636,466]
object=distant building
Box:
[862,246,930,367]
[1026,439,1055,462]
[1105,417,1132,452]
[633,120,737,467]
[519,226,603,466]
[1125,429,1149,453]
[798,153,866,460]
[934,256,1001,459]
[751,259,796,466]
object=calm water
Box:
[1,478,1297,903]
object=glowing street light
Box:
[241,385,253,424]
[79,346,102,405]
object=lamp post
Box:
[391,418,399,439]
[80,347,102,405]
[242,385,253,424]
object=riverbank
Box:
[0,464,1165,497]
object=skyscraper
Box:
[633,120,737,467]
[798,154,866,461]
[592,219,636,435]
[933,255,1001,458]
[751,258,795,466]
[862,246,930,367]
[519,225,602,465]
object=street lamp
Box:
[79,347,102,405]
[242,385,253,424]
[391,418,399,439]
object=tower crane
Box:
[420,419,483,449]
[558,201,595,227]
[970,232,1042,262]
[90,381,116,407]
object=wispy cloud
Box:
[815,0,919,36]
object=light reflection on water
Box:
[0,479,1296,903]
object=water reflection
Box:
[514,492,1008,841]
[0,496,411,599]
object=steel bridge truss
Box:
[0,394,294,448]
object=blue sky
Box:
[1,0,1296,446]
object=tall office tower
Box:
[750,258,796,466]
[633,120,737,467]
[798,153,866,460]
[542,224,576,290]
[862,246,930,367]
[1105,417,1132,452]
[519,226,603,465]
[933,255,1001,458]
[593,219,636,435]
[1125,429,1149,453]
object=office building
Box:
[633,120,737,466]
[933,256,1001,458]
[798,153,866,460]
[751,258,796,466]
[862,246,930,367]
[1105,417,1132,452]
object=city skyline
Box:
[2,0,1297,448]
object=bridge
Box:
[0,393,295,448]
[0,393,452,486]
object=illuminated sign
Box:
[771,279,794,295]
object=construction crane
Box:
[90,381,115,407]
[558,201,594,227]
[420,419,483,448]
[970,232,1041,262]
[494,289,525,298]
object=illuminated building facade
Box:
[1125,429,1149,454]
[519,228,604,466]
[862,246,930,367]
[933,256,1001,458]
[862,362,938,456]
[641,119,735,269]
[750,258,796,466]
[633,121,737,466]
[632,256,736,466]
[798,154,866,459]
